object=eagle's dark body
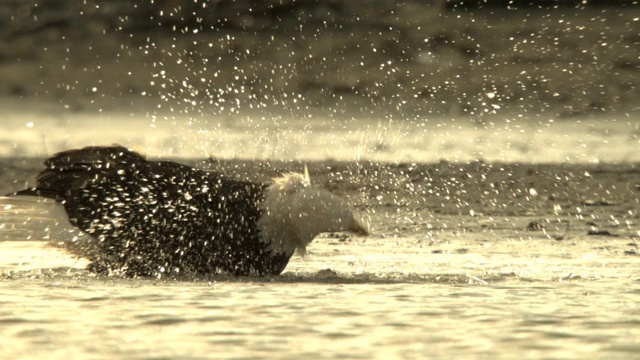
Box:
[13,146,294,277]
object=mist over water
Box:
[2,97,639,163]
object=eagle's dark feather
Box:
[13,146,294,277]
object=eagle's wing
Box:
[14,146,276,276]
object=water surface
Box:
[1,200,639,359]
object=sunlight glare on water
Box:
[0,244,639,359]
[1,203,639,359]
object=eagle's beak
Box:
[350,217,370,236]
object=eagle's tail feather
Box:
[9,145,145,202]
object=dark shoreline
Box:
[2,2,639,118]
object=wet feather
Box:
[11,145,368,277]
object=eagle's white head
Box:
[257,167,369,255]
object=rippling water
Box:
[1,197,639,359]
[2,273,638,360]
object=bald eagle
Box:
[10,146,368,277]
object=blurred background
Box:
[0,0,639,161]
